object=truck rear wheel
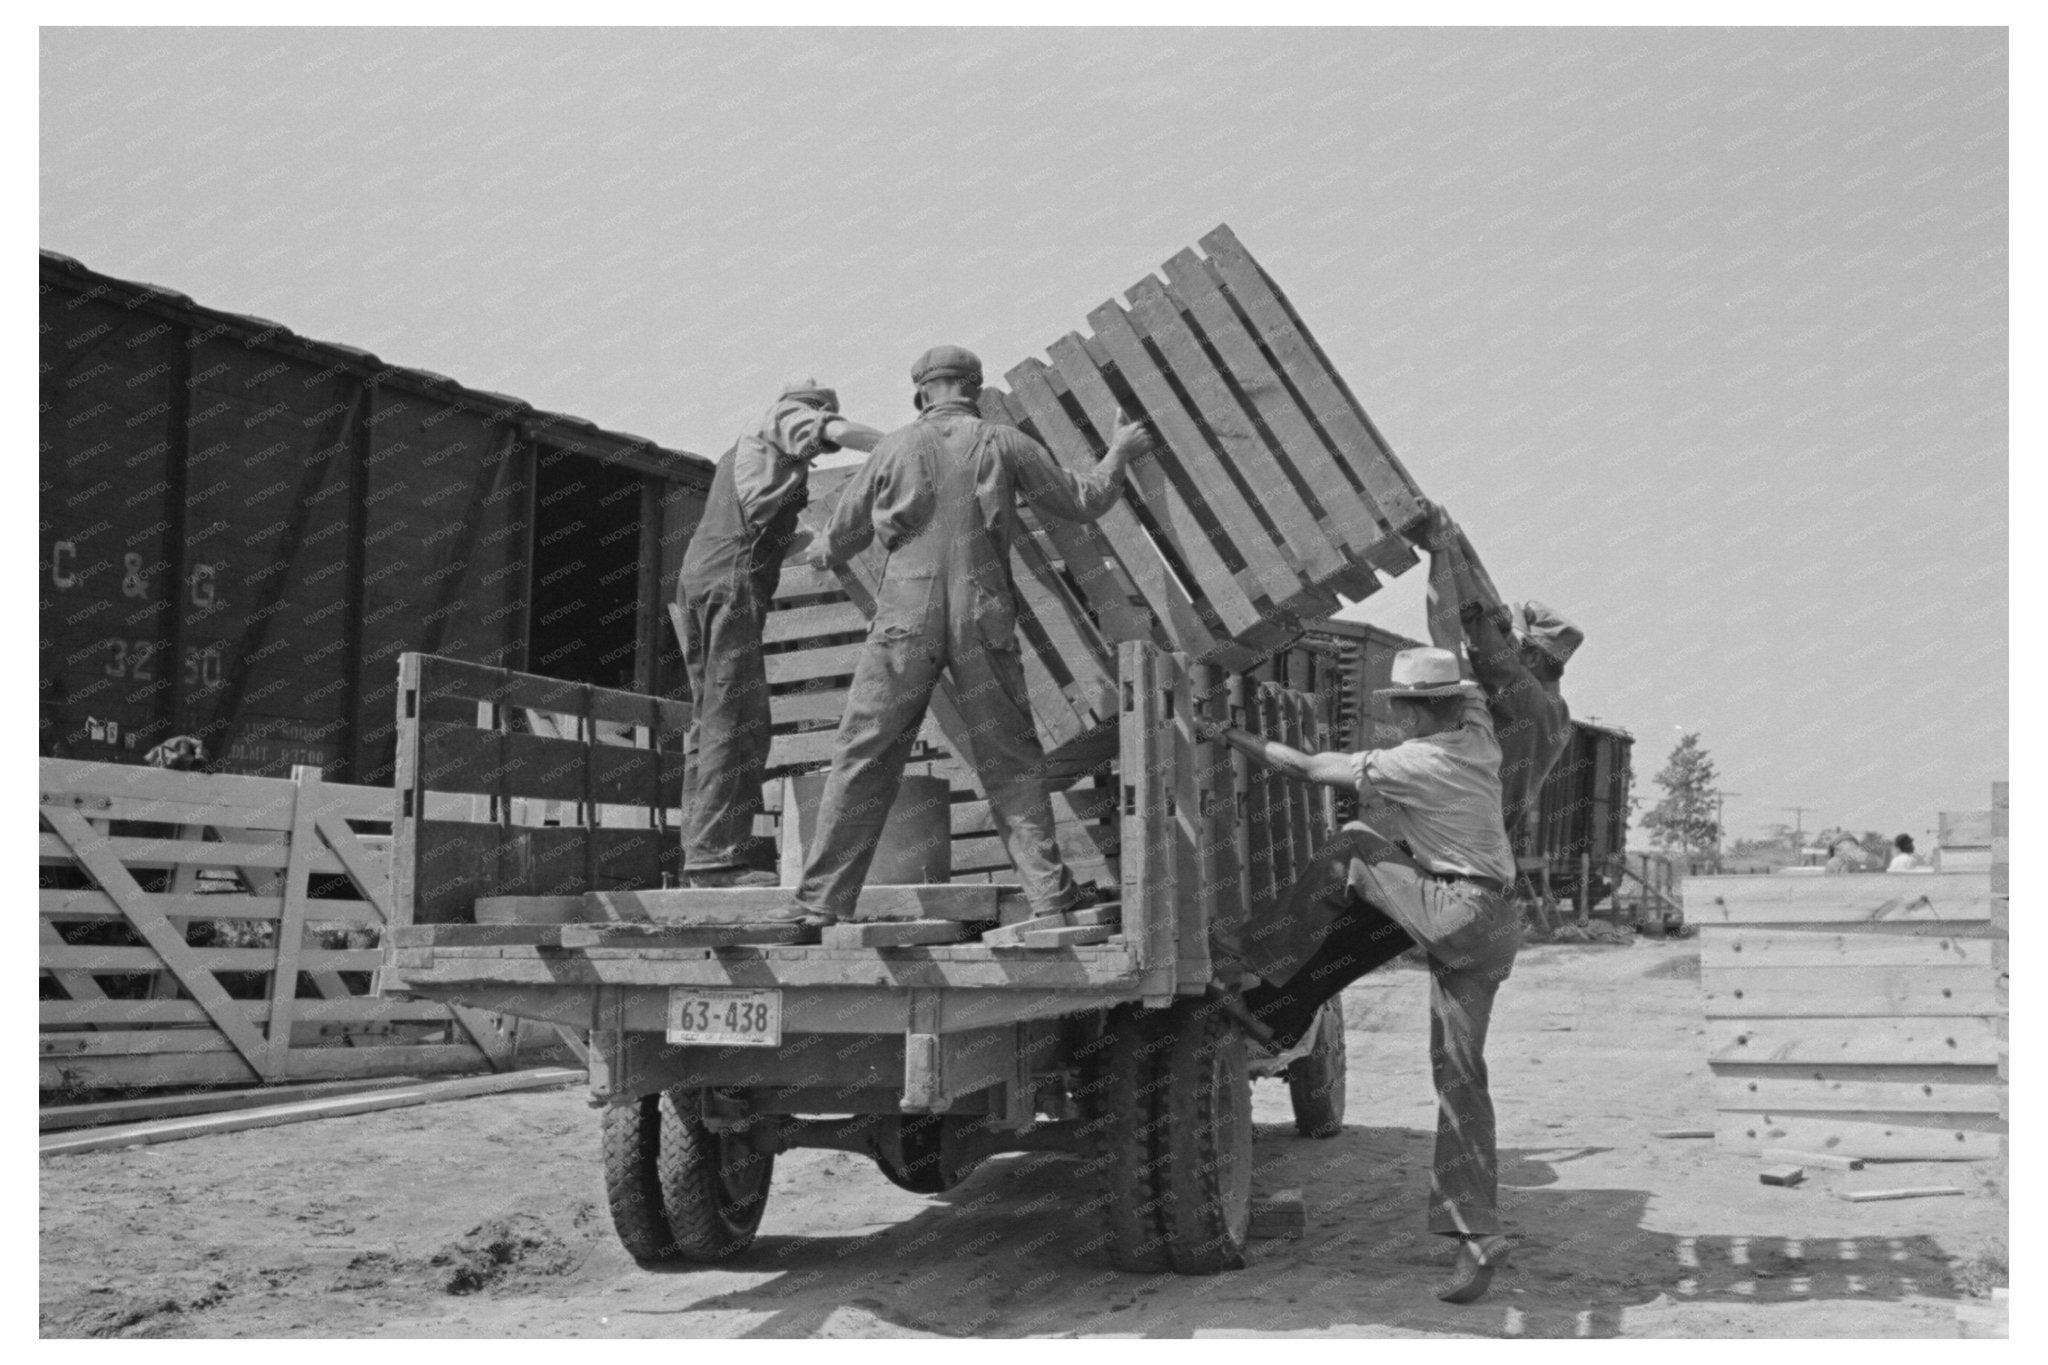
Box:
[1097,1004,1172,1271]
[1288,998,1348,1139]
[1158,998,1253,1274]
[657,1090,775,1261]
[601,1094,679,1265]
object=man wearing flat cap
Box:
[780,345,1152,925]
[674,381,885,888]
[1204,645,1523,1304]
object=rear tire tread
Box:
[601,1095,680,1265]
[657,1091,774,1262]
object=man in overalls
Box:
[675,381,883,888]
[777,345,1152,926]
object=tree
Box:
[1642,733,1721,861]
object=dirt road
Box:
[39,939,2005,1338]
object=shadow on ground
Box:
[660,1120,1965,1339]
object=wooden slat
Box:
[1088,298,1310,616]
[1119,641,1176,999]
[1712,1065,2002,1115]
[767,643,866,686]
[822,920,969,948]
[1167,653,1209,990]
[1196,224,1425,536]
[263,770,320,1074]
[762,600,870,645]
[41,1076,428,1132]
[39,1043,492,1093]
[1703,966,1999,1016]
[588,884,1019,924]
[1005,360,1232,664]
[40,1067,584,1149]
[1157,246,1410,580]
[39,918,107,1004]
[1043,340,1263,642]
[39,888,382,924]
[401,946,1139,991]
[1689,872,1990,925]
[1124,273,1350,599]
[42,998,462,1027]
[1195,662,1245,977]
[38,831,348,876]
[41,947,384,972]
[1699,925,1998,968]
[414,655,688,730]
[1714,1109,2003,1160]
[1705,1016,2001,1065]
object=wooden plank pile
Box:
[38,756,538,1091]
[1695,869,2006,1159]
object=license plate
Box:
[666,988,783,1047]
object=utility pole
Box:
[1780,806,1813,852]
[1716,792,1743,866]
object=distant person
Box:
[1823,836,1867,874]
[1887,833,1926,872]
[675,381,885,888]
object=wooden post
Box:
[262,767,322,1078]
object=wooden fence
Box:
[39,757,537,1092]
[1695,868,2005,1159]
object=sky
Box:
[38,26,2008,843]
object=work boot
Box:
[684,868,781,889]
[1436,1235,1511,1304]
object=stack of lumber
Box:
[1695,869,2005,1159]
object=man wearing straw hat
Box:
[674,381,885,888]
[1204,643,1521,1304]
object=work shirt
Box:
[678,398,841,603]
[818,399,1121,568]
[1350,695,1517,887]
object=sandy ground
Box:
[39,939,2006,1339]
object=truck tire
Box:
[1097,1005,1173,1272]
[1158,998,1253,1274]
[656,1090,775,1261]
[1287,999,1348,1139]
[601,1094,679,1265]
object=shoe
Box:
[1062,882,1116,913]
[1436,1236,1510,1305]
[684,868,781,888]
[754,905,838,930]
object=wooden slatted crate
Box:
[993,224,1428,665]
[38,756,544,1091]
[1695,870,2006,1159]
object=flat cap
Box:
[777,377,839,412]
[911,345,982,386]
[1516,600,1584,665]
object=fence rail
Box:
[39,756,549,1092]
